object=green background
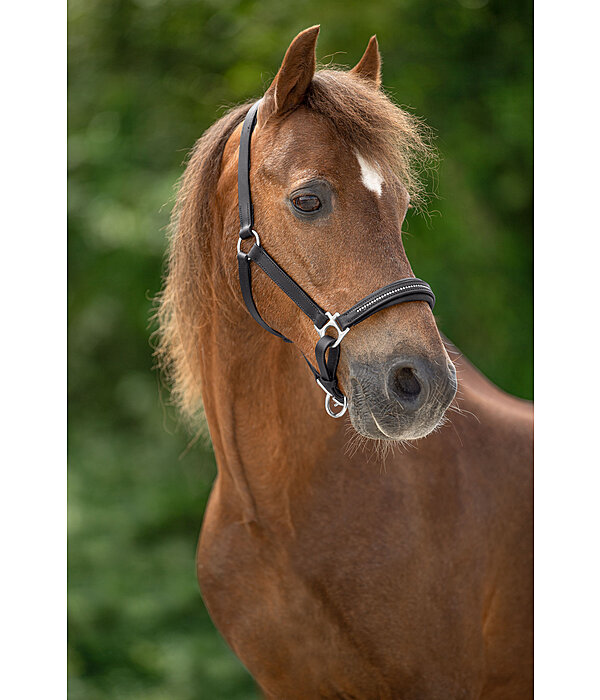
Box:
[68,0,532,697]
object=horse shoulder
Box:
[197,478,389,697]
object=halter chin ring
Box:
[314,312,349,348]
[325,393,348,418]
[317,379,348,418]
[237,229,260,256]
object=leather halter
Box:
[236,100,435,418]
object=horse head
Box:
[222,27,457,440]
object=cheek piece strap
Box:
[236,100,435,418]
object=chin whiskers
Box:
[343,421,416,468]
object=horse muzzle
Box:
[346,354,457,440]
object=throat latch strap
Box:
[236,100,436,418]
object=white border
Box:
[535,1,600,696]
[0,1,66,698]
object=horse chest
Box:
[198,496,496,699]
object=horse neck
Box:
[198,279,343,528]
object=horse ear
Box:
[350,35,381,87]
[259,26,319,125]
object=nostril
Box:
[391,365,422,400]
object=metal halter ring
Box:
[316,379,348,419]
[314,312,350,348]
[237,229,260,256]
[325,393,348,419]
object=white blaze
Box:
[356,152,384,197]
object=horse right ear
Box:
[350,35,381,87]
[258,25,319,126]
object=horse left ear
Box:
[350,35,381,87]
[259,25,319,126]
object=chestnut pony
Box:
[157,26,533,700]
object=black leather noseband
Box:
[236,100,435,418]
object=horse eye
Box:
[292,194,322,213]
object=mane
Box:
[155,70,435,422]
[154,101,254,421]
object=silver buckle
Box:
[316,379,348,418]
[314,312,349,348]
[237,229,260,256]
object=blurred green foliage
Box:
[68,0,532,697]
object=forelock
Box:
[306,69,436,210]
